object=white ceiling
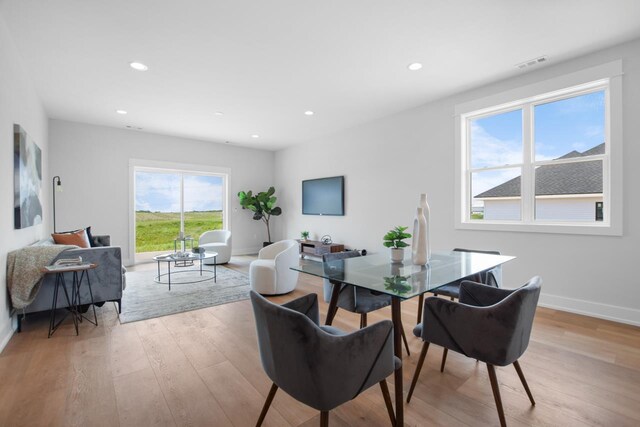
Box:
[2,0,639,151]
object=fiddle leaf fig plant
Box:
[238,186,282,242]
[383,226,411,249]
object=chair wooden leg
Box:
[407,341,430,403]
[379,380,396,426]
[256,383,278,427]
[360,313,367,328]
[400,323,410,356]
[487,364,507,427]
[513,360,535,406]
[320,411,329,427]
[440,348,448,373]
[417,293,424,324]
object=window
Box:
[455,60,622,235]
[134,169,225,254]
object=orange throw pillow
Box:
[52,229,91,248]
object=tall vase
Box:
[412,194,431,265]
[419,193,431,261]
[412,207,428,265]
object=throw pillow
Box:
[52,229,91,248]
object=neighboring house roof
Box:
[475,143,604,198]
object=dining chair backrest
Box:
[321,251,361,302]
[453,247,501,287]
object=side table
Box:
[41,263,99,338]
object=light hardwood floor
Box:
[1,256,639,426]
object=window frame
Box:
[454,60,622,236]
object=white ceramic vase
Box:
[390,247,404,263]
[412,194,431,265]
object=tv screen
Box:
[302,176,344,216]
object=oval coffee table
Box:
[153,252,217,290]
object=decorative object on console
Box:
[238,186,282,245]
[383,226,411,263]
[14,124,43,230]
[320,234,332,245]
[52,176,62,232]
[412,193,430,265]
[300,230,310,240]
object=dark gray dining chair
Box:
[322,251,411,355]
[416,248,501,371]
[250,290,399,427]
[407,277,542,427]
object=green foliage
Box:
[301,230,310,239]
[135,211,222,253]
[382,226,411,249]
[383,275,412,295]
[238,186,282,242]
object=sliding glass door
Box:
[135,168,225,255]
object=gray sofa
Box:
[18,235,126,330]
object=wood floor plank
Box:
[198,360,291,427]
[139,331,234,427]
[113,367,176,427]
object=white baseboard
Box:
[232,247,261,256]
[539,292,640,327]
[0,318,15,354]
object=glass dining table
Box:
[291,250,516,426]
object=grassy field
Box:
[136,210,223,253]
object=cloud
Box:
[470,122,522,168]
[135,172,223,212]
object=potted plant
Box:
[238,186,282,246]
[300,231,310,241]
[383,226,411,262]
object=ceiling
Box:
[2,0,639,151]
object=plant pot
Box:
[390,248,404,263]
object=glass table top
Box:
[291,251,515,300]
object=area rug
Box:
[119,266,250,323]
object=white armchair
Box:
[199,230,232,264]
[249,239,300,295]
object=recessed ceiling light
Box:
[251,134,260,139]
[407,62,423,71]
[214,111,224,116]
[304,111,314,116]
[116,110,128,115]
[129,62,149,71]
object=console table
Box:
[298,239,345,258]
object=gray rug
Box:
[119,265,250,323]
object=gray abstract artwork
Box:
[14,124,42,229]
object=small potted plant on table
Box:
[383,226,411,262]
[300,231,310,241]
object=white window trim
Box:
[128,159,231,264]
[454,60,623,236]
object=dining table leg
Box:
[325,282,341,326]
[391,296,404,426]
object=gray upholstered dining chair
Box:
[407,277,542,427]
[250,290,399,427]
[416,247,502,371]
[322,251,411,355]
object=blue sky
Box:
[470,90,605,198]
[135,171,223,212]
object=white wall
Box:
[49,120,275,264]
[275,38,640,325]
[0,16,49,350]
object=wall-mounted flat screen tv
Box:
[302,176,344,216]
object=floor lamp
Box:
[52,176,62,232]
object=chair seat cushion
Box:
[431,282,460,298]
[339,287,392,314]
[200,242,228,249]
[413,323,422,338]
